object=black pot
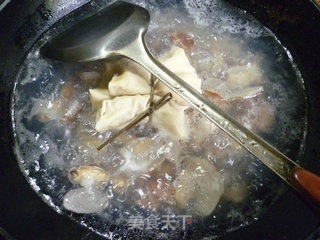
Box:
[0,0,319,239]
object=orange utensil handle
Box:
[291,167,320,205]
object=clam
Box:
[68,165,109,188]
[169,32,194,53]
[79,71,101,83]
[61,81,75,99]
[173,157,224,217]
[223,182,247,203]
[131,137,152,155]
[34,98,66,123]
[63,187,109,214]
[235,97,275,133]
[78,132,102,149]
[132,159,176,211]
[226,63,262,87]
[110,172,128,193]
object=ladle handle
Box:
[290,167,320,205]
[122,36,320,209]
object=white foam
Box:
[183,0,265,37]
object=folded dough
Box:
[92,48,199,139]
[155,46,202,105]
[103,47,202,105]
[105,57,151,83]
[95,95,149,132]
[152,100,189,139]
[89,88,111,110]
[94,94,189,139]
[108,71,151,96]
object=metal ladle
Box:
[40,1,320,207]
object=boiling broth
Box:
[12,0,307,238]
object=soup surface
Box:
[12,0,307,238]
